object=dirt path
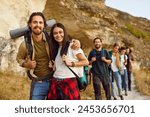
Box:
[121,74,150,100]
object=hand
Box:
[71,39,81,50]
[91,57,96,62]
[62,54,67,61]
[49,61,53,68]
[65,60,72,67]
[24,59,36,69]
[101,57,106,62]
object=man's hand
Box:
[24,59,36,69]
[71,39,81,50]
[91,57,96,62]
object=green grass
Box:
[125,23,150,42]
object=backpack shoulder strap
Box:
[24,30,33,60]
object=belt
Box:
[54,78,66,82]
[27,70,53,82]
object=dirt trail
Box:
[121,75,150,100]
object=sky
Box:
[105,0,150,20]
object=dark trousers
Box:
[93,75,111,100]
[127,70,132,91]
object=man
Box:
[88,37,111,100]
[125,47,134,91]
[16,12,80,100]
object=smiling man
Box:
[88,37,111,100]
[16,12,52,100]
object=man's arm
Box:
[71,39,81,50]
[16,41,36,69]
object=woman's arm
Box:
[64,53,89,67]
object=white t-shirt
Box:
[111,55,119,72]
[120,54,128,69]
[53,44,85,79]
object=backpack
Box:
[67,64,89,92]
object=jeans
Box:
[30,80,50,100]
[110,71,122,97]
[121,69,128,92]
[93,75,111,100]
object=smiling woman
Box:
[105,0,150,20]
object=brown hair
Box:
[27,12,47,30]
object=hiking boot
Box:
[125,91,128,96]
[120,95,124,100]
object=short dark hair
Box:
[120,46,126,51]
[113,43,120,48]
[27,12,47,29]
[93,37,102,43]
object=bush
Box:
[125,23,150,42]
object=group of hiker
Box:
[16,12,134,100]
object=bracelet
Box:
[71,62,75,67]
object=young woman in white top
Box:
[120,47,128,96]
[47,23,89,100]
[109,43,124,100]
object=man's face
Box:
[29,16,44,35]
[94,39,102,49]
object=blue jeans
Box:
[121,69,128,92]
[30,80,50,100]
[110,71,122,97]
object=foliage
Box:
[125,23,150,42]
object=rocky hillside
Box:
[0,0,47,72]
[43,0,150,68]
[0,0,150,73]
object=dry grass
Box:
[80,75,105,100]
[0,71,106,100]
[0,71,30,100]
[134,68,150,96]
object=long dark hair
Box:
[50,23,70,60]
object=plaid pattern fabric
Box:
[47,77,80,100]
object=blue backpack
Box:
[67,65,89,91]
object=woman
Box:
[120,47,128,96]
[109,43,124,100]
[47,23,89,100]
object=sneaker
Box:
[114,97,117,100]
[120,95,124,100]
[125,92,128,96]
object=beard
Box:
[95,44,101,49]
[32,26,43,35]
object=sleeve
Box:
[105,50,111,60]
[125,55,128,60]
[16,41,28,67]
[72,48,84,57]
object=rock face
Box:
[0,0,47,72]
[43,0,150,68]
[0,0,150,73]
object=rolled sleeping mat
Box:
[10,19,56,39]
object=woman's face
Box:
[53,27,64,44]
[113,46,119,53]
